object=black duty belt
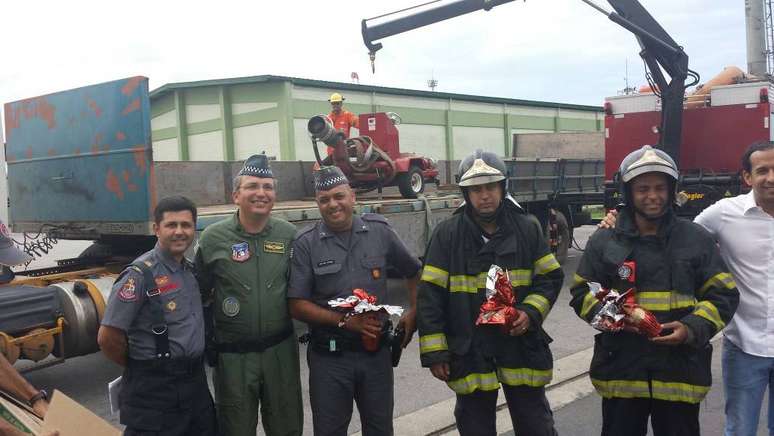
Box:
[216,326,294,353]
[309,328,382,353]
[127,356,204,375]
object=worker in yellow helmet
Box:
[327,92,360,156]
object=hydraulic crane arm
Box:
[361,0,516,55]
[361,0,697,165]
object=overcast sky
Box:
[0,0,747,127]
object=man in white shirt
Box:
[692,141,774,436]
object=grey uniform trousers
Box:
[307,347,394,436]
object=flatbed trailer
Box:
[1,76,604,370]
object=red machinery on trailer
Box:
[308,111,439,198]
[604,73,770,217]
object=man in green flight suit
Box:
[195,154,303,436]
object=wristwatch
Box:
[28,389,48,407]
[337,312,353,328]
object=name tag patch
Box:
[264,241,285,254]
[231,242,251,262]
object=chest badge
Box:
[231,242,251,262]
[264,241,285,254]
[617,261,636,283]
[222,297,240,317]
[155,275,169,286]
[166,300,177,312]
[118,278,137,301]
[372,268,381,279]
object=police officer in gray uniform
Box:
[288,166,422,436]
[98,196,216,436]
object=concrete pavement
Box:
[418,336,770,436]
[23,226,771,435]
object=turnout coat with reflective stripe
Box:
[418,199,563,393]
[569,208,739,404]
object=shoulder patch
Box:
[118,277,138,301]
[360,213,388,224]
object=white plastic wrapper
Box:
[328,294,404,316]
[588,282,627,333]
[485,264,508,299]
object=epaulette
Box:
[295,223,318,239]
[360,213,388,224]
[127,265,144,275]
[126,259,154,275]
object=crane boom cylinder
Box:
[362,0,515,53]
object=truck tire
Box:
[552,211,570,265]
[78,242,113,258]
[398,165,425,199]
[79,236,155,259]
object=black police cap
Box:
[314,166,349,192]
[239,154,273,178]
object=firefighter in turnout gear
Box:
[569,145,739,436]
[417,150,563,436]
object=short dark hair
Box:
[741,141,774,173]
[154,196,197,224]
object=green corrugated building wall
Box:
[149,75,603,162]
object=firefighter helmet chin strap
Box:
[626,180,676,223]
[632,203,668,222]
[462,187,504,226]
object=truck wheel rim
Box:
[411,172,423,192]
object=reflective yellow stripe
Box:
[573,273,587,287]
[693,300,725,331]
[591,379,710,404]
[591,379,650,399]
[449,273,484,293]
[447,372,500,394]
[419,333,448,354]
[534,254,561,275]
[580,291,600,319]
[637,291,696,311]
[421,265,449,288]
[509,269,532,287]
[448,268,537,293]
[497,367,553,387]
[651,380,710,403]
[523,294,551,320]
[698,272,737,296]
[449,268,536,293]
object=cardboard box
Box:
[0,390,119,436]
